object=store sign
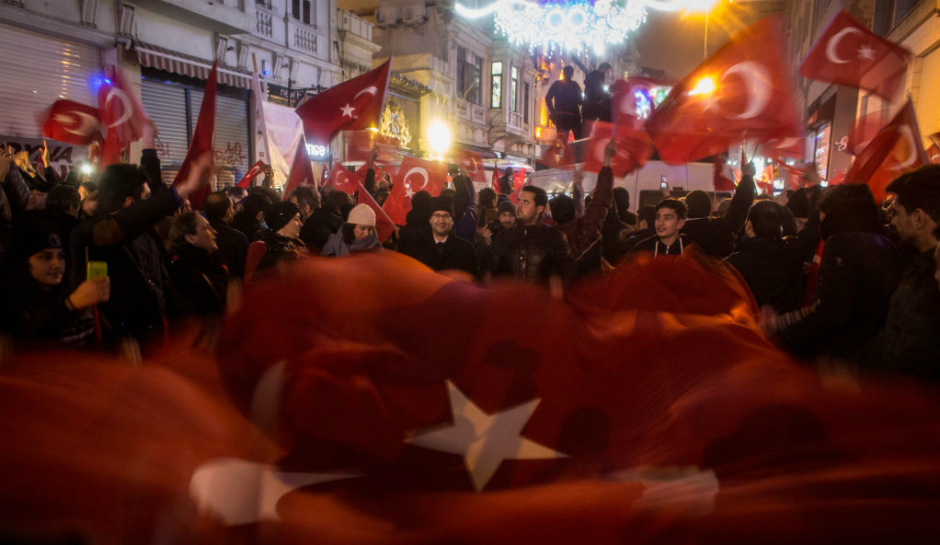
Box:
[305,142,329,161]
[267,83,306,103]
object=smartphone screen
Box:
[87,261,108,280]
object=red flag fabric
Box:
[713,156,735,191]
[345,130,400,163]
[583,121,653,177]
[97,68,149,165]
[799,10,912,101]
[645,16,801,165]
[508,177,526,204]
[453,149,486,186]
[323,161,358,194]
[539,138,572,169]
[844,100,927,202]
[173,63,218,209]
[761,136,807,161]
[847,110,886,156]
[40,99,102,145]
[381,156,447,225]
[491,162,500,194]
[283,137,316,200]
[295,60,391,146]
[356,181,395,243]
[236,160,266,188]
[928,143,940,164]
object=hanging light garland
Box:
[455,0,708,54]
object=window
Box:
[510,66,519,112]
[292,0,312,24]
[491,61,502,109]
[523,82,530,123]
[457,47,482,105]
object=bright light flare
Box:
[428,121,452,155]
[79,163,93,175]
[688,76,716,96]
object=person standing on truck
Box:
[582,62,612,123]
[545,66,583,143]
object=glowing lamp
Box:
[428,121,452,155]
[688,76,716,96]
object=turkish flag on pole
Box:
[848,109,888,156]
[282,136,316,200]
[583,121,653,177]
[236,160,266,188]
[539,138,572,169]
[453,149,486,185]
[97,67,149,165]
[295,60,391,147]
[799,10,912,101]
[381,156,447,225]
[356,182,396,243]
[762,136,807,161]
[40,100,102,145]
[713,156,736,191]
[645,16,801,165]
[845,100,927,202]
[324,161,359,194]
[490,163,500,194]
[173,62,218,209]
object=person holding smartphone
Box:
[0,215,109,345]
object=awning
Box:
[135,42,251,89]
[455,141,498,159]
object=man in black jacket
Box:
[875,165,940,380]
[402,196,478,277]
[545,66,583,142]
[72,142,212,347]
[725,200,803,313]
[582,62,612,123]
[487,186,574,284]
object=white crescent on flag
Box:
[354,86,379,100]
[721,62,772,120]
[404,167,430,191]
[104,87,133,128]
[825,27,863,64]
[895,125,920,169]
[55,111,99,136]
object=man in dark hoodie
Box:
[680,162,756,258]
[300,189,351,253]
[397,190,432,254]
[232,193,271,242]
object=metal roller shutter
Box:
[0,23,101,138]
[190,90,251,186]
[140,79,190,185]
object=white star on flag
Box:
[406,381,567,491]
[405,186,415,199]
[340,104,356,118]
[857,44,876,60]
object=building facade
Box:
[0,0,373,183]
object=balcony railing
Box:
[293,25,317,53]
[255,6,273,38]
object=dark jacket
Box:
[300,208,344,253]
[874,248,940,380]
[168,244,229,316]
[254,229,307,272]
[622,227,654,254]
[582,69,611,121]
[557,167,614,259]
[601,206,631,267]
[545,80,583,118]
[209,218,249,279]
[0,165,31,277]
[725,236,804,313]
[71,149,177,340]
[232,211,265,243]
[777,231,900,364]
[404,232,479,277]
[629,233,692,256]
[680,174,755,258]
[488,223,575,284]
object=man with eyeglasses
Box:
[401,196,479,278]
[873,165,940,380]
[485,184,574,285]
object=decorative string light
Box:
[456,0,712,53]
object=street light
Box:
[683,0,720,60]
[428,120,452,158]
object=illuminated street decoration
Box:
[456,0,714,53]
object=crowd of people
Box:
[1,125,938,379]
